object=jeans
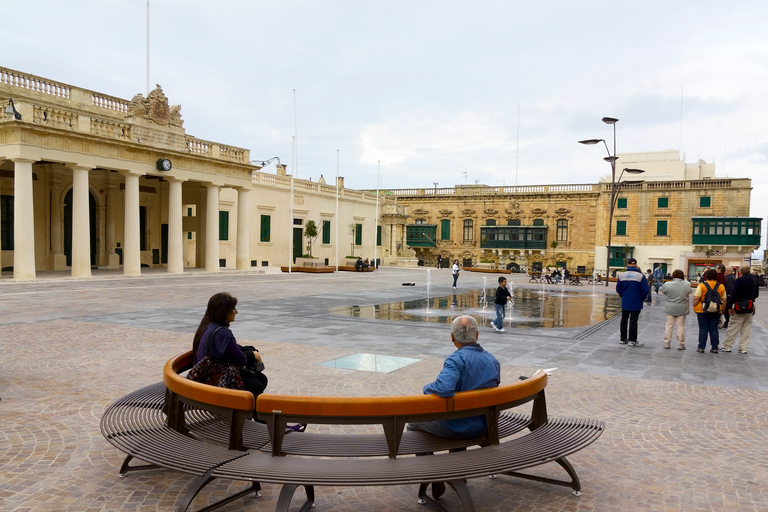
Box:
[493,303,505,329]
[452,273,458,287]
[696,312,720,350]
[620,309,640,341]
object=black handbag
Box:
[733,299,754,314]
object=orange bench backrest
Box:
[256,371,546,417]
[163,351,254,411]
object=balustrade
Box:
[0,67,70,98]
[33,106,77,129]
[91,93,129,113]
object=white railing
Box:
[91,118,131,140]
[33,106,77,130]
[91,93,129,114]
[186,137,211,156]
[0,67,70,98]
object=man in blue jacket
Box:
[407,315,501,439]
[616,258,651,347]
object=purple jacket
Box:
[194,323,248,367]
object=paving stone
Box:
[1,268,767,511]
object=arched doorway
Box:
[63,188,97,267]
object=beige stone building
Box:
[381,175,760,278]
[0,67,383,280]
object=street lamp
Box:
[4,98,21,120]
[579,117,644,285]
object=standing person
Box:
[653,264,664,294]
[722,265,759,354]
[490,277,512,332]
[692,268,727,354]
[644,269,653,303]
[723,266,735,329]
[660,269,691,350]
[716,265,727,327]
[563,268,570,283]
[407,315,501,439]
[436,254,442,269]
[451,260,460,289]
[191,292,268,410]
[616,258,651,347]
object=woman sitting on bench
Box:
[191,293,269,412]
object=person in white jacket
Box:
[660,269,692,350]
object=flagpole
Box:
[335,149,339,271]
[374,161,380,270]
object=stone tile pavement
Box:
[1,267,767,511]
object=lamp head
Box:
[602,117,619,125]
[623,168,645,174]
[604,156,618,163]
[578,139,603,145]
[5,98,21,120]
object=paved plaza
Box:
[2,267,767,511]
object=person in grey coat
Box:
[660,269,692,350]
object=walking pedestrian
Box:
[490,277,512,332]
[616,258,650,347]
[660,269,691,350]
[723,266,735,329]
[437,254,442,269]
[451,260,460,289]
[653,264,664,294]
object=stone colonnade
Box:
[5,159,251,280]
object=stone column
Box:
[71,166,92,277]
[49,175,67,270]
[123,172,141,275]
[12,159,36,280]
[205,184,220,272]
[105,182,120,269]
[167,178,184,273]
[236,187,250,270]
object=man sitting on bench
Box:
[407,315,501,439]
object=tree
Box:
[304,220,319,257]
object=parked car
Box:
[757,274,767,287]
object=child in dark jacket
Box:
[491,277,512,332]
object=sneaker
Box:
[628,341,644,347]
[739,350,747,354]
[497,328,506,333]
[721,349,732,353]
[492,323,501,332]
[619,339,629,345]
[678,345,686,350]
[696,349,705,353]
[710,349,718,354]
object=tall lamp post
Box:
[579,117,644,286]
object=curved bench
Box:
[101,353,605,512]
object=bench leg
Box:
[417,480,476,512]
[499,455,582,495]
[118,454,160,477]
[276,484,315,512]
[178,474,261,512]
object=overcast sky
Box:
[4,1,767,252]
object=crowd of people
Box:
[617,261,760,354]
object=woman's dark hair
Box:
[704,268,718,281]
[192,292,238,354]
[672,269,685,279]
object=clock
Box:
[156,158,172,172]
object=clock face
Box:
[157,158,172,171]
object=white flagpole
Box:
[374,161,380,270]
[335,150,340,271]
[289,135,295,273]
[146,0,150,95]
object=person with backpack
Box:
[721,265,759,354]
[692,268,727,353]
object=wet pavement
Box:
[1,266,767,511]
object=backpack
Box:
[701,282,722,313]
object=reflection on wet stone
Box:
[330,288,623,329]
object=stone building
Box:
[0,67,383,280]
[382,175,761,277]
